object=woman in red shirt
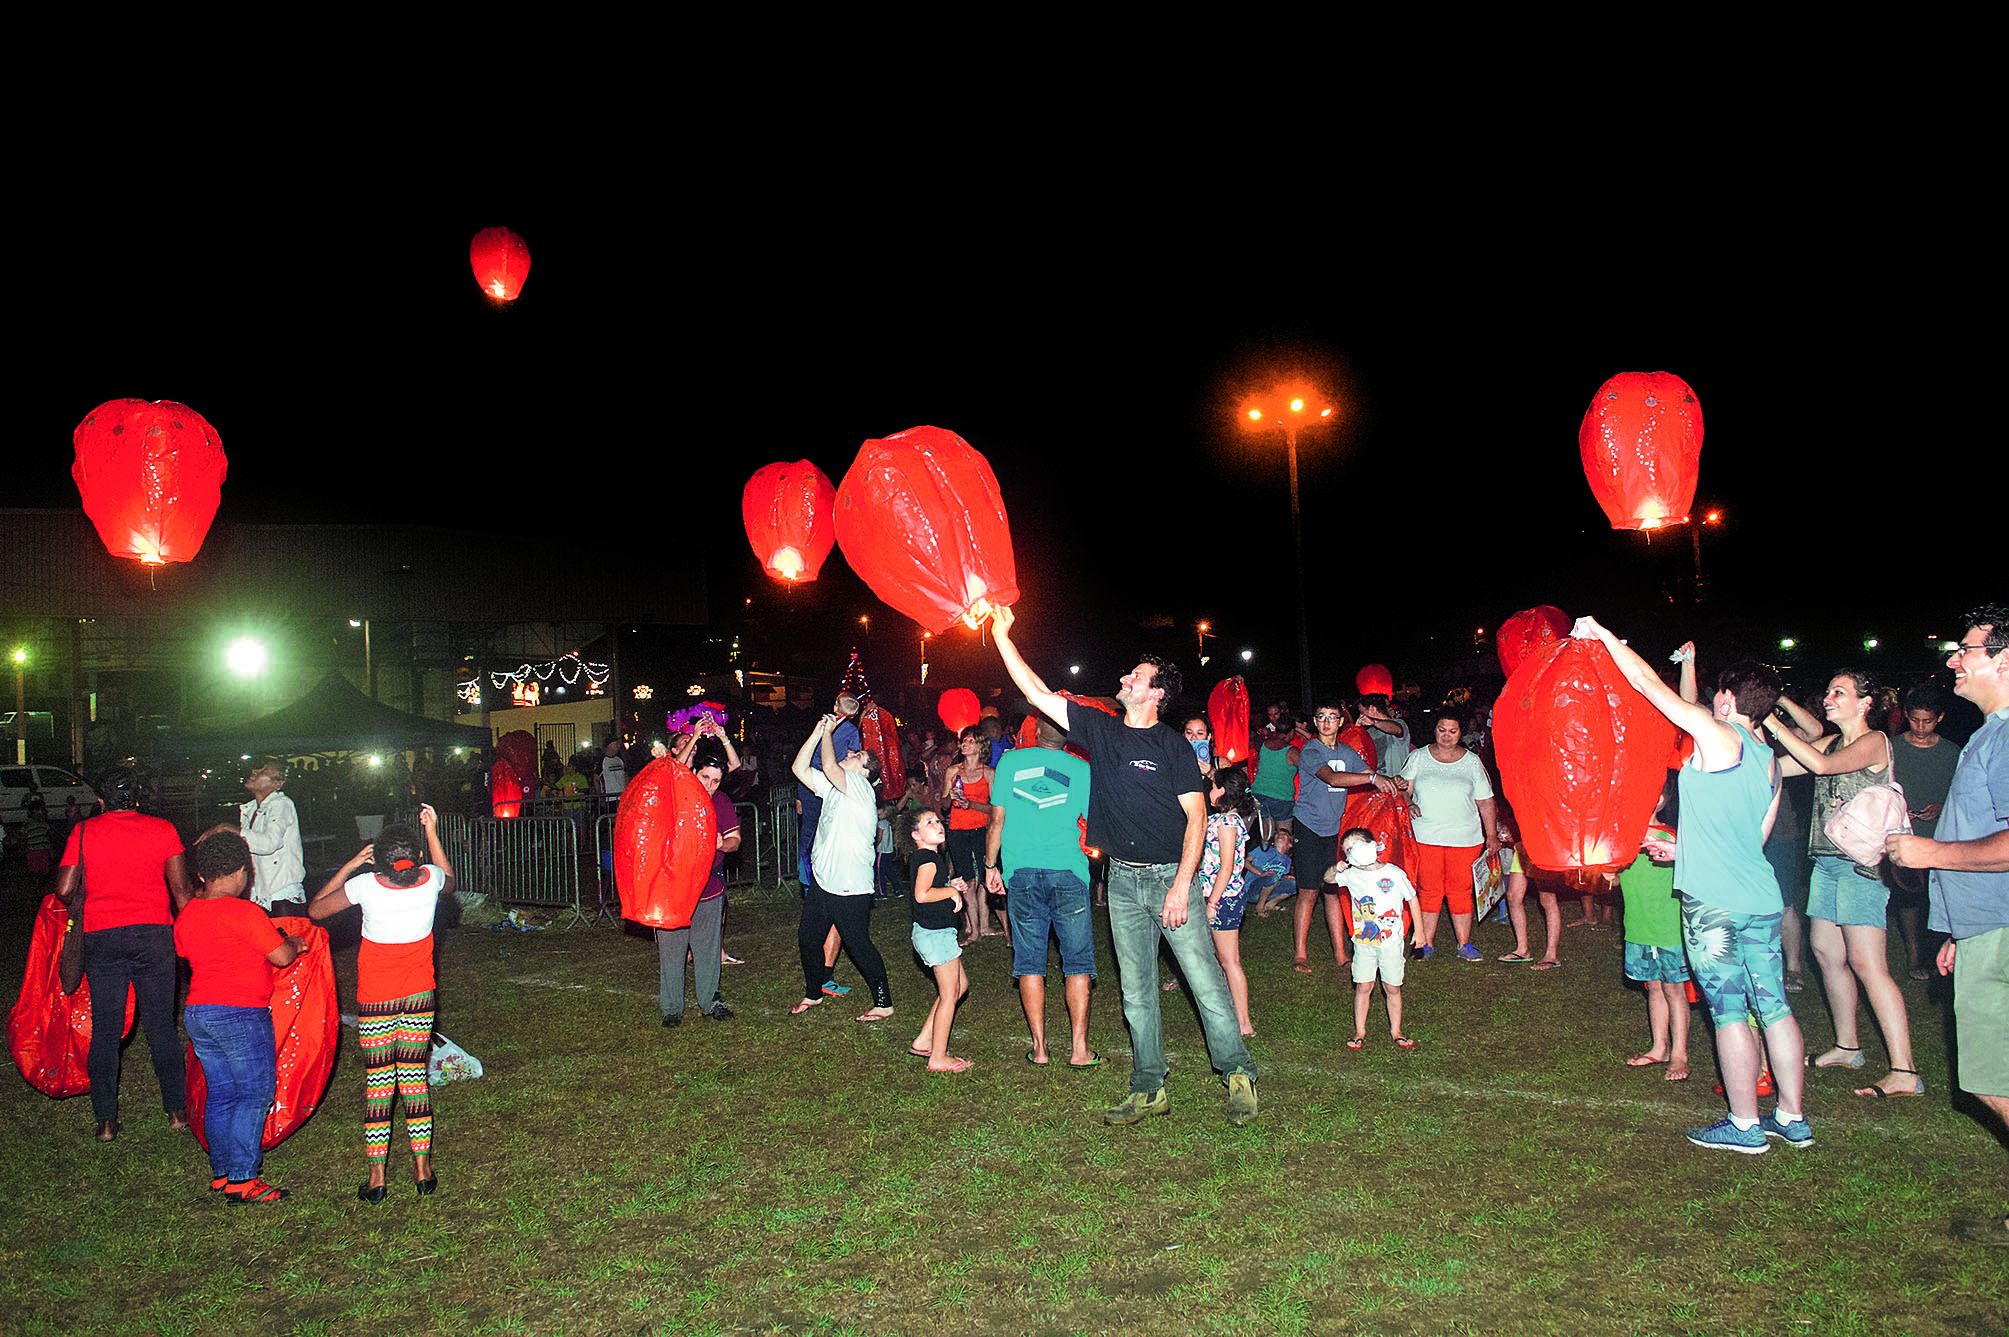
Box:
[311,804,455,1202]
[175,833,307,1203]
[940,727,998,943]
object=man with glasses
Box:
[990,605,1258,1127]
[1888,602,2009,1247]
[1294,703,1399,974]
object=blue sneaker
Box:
[820,981,852,997]
[1685,1117,1768,1155]
[1457,944,1483,963]
[1414,945,1435,961]
[1759,1112,1814,1149]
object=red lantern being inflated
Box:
[72,399,227,567]
[1492,637,1677,875]
[835,426,1019,634]
[186,917,336,1151]
[1497,605,1571,677]
[742,461,837,584]
[938,688,981,736]
[492,730,537,819]
[8,895,135,1098]
[1578,371,1703,532]
[613,757,717,930]
[469,226,531,302]
[1338,721,1379,773]
[1347,789,1417,874]
[1355,664,1394,698]
[1208,677,1251,766]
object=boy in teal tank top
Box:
[1574,619,1811,1156]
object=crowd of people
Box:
[35,600,2007,1248]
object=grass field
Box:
[2,873,2004,1336]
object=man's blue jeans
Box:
[1106,860,1256,1095]
[183,1004,277,1182]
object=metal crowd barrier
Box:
[463,815,584,925]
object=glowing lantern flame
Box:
[469,226,532,303]
[770,546,804,581]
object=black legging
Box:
[798,889,891,1008]
[83,923,185,1124]
[945,826,986,882]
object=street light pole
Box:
[10,647,26,765]
[1284,424,1312,708]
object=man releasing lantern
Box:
[1578,371,1703,532]
[72,399,227,567]
[835,426,1018,634]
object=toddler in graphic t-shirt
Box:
[1325,828,1423,1050]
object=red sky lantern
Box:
[1208,677,1251,765]
[1492,638,1676,875]
[8,894,135,1097]
[186,916,336,1151]
[71,399,227,567]
[937,688,980,735]
[1355,664,1394,698]
[742,461,837,584]
[613,757,717,930]
[1497,605,1570,677]
[1342,789,1417,876]
[835,426,1019,634]
[469,226,531,302]
[491,730,536,819]
[1338,721,1378,773]
[1578,371,1703,532]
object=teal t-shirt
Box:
[997,747,1092,885]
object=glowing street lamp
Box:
[1238,381,1337,705]
[10,645,27,764]
[225,636,269,678]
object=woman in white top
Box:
[1397,714,1500,961]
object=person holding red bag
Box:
[176,832,307,1203]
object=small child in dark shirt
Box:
[901,808,970,1074]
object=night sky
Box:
[14,191,1982,708]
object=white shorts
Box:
[1351,935,1408,986]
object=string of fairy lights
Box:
[455,652,611,705]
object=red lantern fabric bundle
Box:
[1355,664,1394,698]
[742,461,838,584]
[1346,788,1416,874]
[71,399,227,567]
[1208,677,1251,766]
[613,758,717,930]
[857,702,899,786]
[835,426,1019,633]
[491,730,537,819]
[469,226,532,302]
[1578,371,1703,532]
[184,918,337,1151]
[1338,722,1379,773]
[1492,638,1677,875]
[8,895,134,1098]
[937,688,980,736]
[1497,605,1571,677]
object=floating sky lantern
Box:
[742,461,837,584]
[1492,637,1676,875]
[835,426,1018,634]
[72,399,227,567]
[937,688,981,736]
[1355,664,1394,698]
[613,757,717,931]
[469,226,531,302]
[186,917,335,1151]
[1496,605,1571,677]
[1208,677,1251,766]
[1578,371,1703,532]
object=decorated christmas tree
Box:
[839,646,873,704]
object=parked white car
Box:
[0,766,102,825]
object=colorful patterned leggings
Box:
[358,991,434,1164]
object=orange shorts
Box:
[1412,843,1482,914]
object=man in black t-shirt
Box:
[993,606,1258,1127]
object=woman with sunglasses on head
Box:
[1762,669,1920,1099]
[941,725,1001,945]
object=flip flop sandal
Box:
[1497,952,1535,963]
[1068,1054,1105,1068]
[224,1179,288,1204]
[790,997,825,1015]
[1345,1036,1366,1050]
[1625,1054,1669,1067]
[1025,1050,1051,1066]
[1529,960,1561,971]
[910,1045,934,1059]
[1393,1036,1418,1050]
[856,1009,895,1023]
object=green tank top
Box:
[1673,724,1782,915]
[1252,741,1296,800]
[1808,731,1890,861]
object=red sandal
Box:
[224,1179,288,1204]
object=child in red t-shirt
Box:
[175,832,306,1204]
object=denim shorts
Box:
[1007,868,1096,978]
[1254,793,1295,825]
[1680,895,1791,1029]
[1623,941,1691,984]
[911,924,962,968]
[1806,854,1889,927]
